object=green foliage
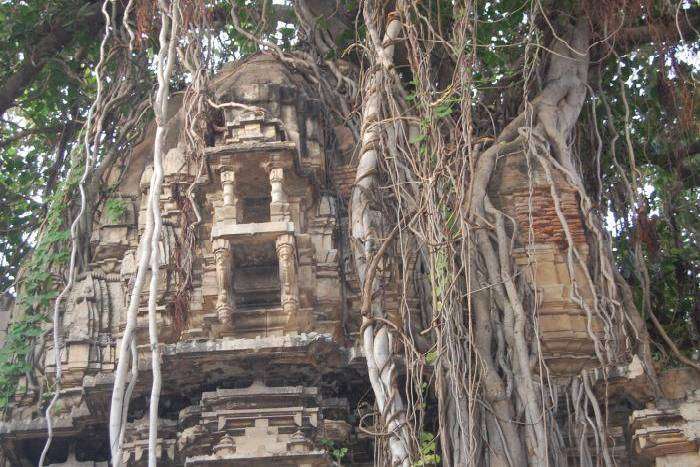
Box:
[0,312,47,408]
[583,30,700,355]
[413,432,440,466]
[104,198,128,224]
[319,438,348,463]
[433,98,457,119]
[0,162,78,408]
[0,0,101,292]
[470,0,531,89]
[425,349,438,366]
[332,447,348,463]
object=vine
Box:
[0,157,82,410]
[104,198,129,224]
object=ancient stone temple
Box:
[0,56,368,466]
[0,55,699,466]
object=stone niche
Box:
[44,272,119,387]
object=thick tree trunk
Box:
[351,5,412,466]
[349,3,659,462]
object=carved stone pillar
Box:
[218,169,241,222]
[269,168,290,222]
[213,238,234,326]
[276,234,299,319]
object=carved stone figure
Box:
[276,233,299,318]
[213,238,233,326]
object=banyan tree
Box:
[0,1,698,466]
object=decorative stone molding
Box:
[631,391,700,466]
[121,416,178,465]
[178,381,331,465]
[216,169,241,222]
[512,244,601,375]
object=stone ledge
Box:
[204,140,296,157]
[0,415,75,438]
[211,220,295,241]
[185,449,330,466]
[631,391,700,462]
[161,332,335,356]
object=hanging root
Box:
[343,1,666,464]
[108,1,180,464]
[32,2,689,466]
[40,1,114,464]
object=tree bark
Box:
[351,5,412,465]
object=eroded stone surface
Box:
[631,390,700,466]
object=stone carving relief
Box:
[213,238,233,326]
